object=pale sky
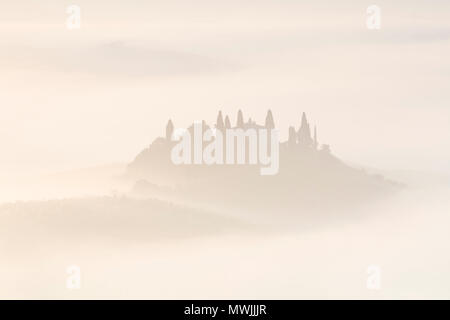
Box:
[1,0,449,175]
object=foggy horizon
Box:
[1,0,450,301]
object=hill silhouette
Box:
[0,196,248,250]
[126,110,399,216]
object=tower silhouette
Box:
[165,119,174,141]
[314,125,318,150]
[225,115,231,129]
[288,126,296,148]
[298,112,313,147]
[265,109,275,129]
[236,110,244,128]
[216,111,225,131]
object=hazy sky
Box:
[1,0,449,175]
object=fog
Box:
[1,0,450,299]
[0,170,449,299]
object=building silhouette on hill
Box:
[128,109,334,182]
[163,109,330,153]
[127,109,396,213]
